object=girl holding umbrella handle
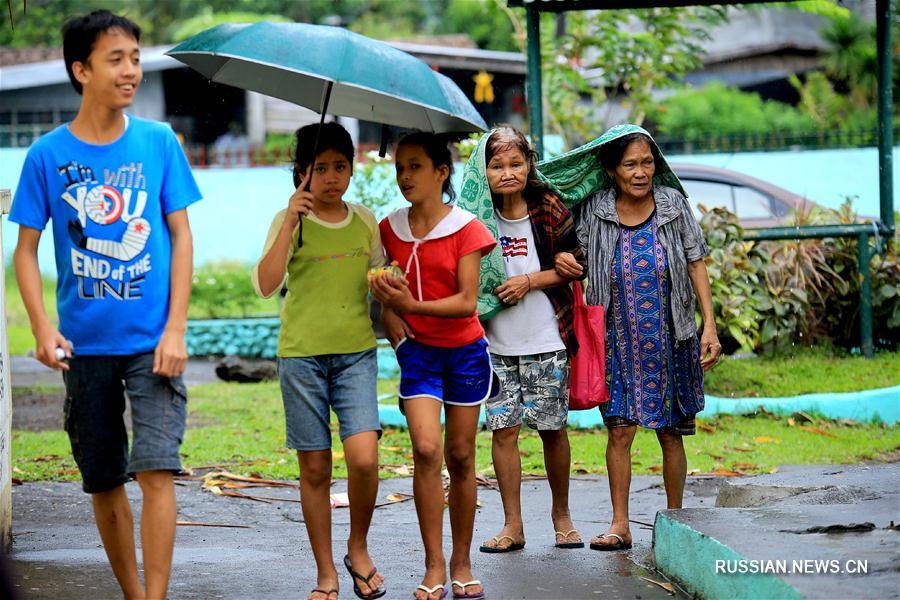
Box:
[253,123,386,600]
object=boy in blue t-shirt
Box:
[10,10,201,598]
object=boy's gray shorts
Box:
[63,352,187,494]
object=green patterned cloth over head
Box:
[457,123,686,321]
[536,123,686,208]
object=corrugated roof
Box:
[0,44,179,91]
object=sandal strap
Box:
[599,533,625,543]
[555,529,580,538]
[451,580,482,589]
[344,555,379,584]
[417,583,445,594]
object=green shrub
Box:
[653,82,816,137]
[754,201,899,352]
[190,260,274,319]
[349,151,401,219]
[701,201,899,354]
[700,206,768,351]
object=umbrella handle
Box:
[297,80,335,249]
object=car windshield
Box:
[681,179,775,220]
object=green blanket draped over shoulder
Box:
[457,123,686,320]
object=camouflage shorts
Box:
[486,350,569,431]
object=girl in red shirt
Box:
[371,133,497,600]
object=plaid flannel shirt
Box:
[528,191,588,357]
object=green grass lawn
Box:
[4,269,57,356]
[705,347,900,397]
[6,272,898,483]
[13,379,899,483]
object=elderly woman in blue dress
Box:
[553,124,721,551]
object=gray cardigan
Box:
[577,185,710,342]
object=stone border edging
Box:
[653,511,803,600]
[376,386,900,428]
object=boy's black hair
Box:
[292,122,355,187]
[397,132,456,202]
[62,10,142,95]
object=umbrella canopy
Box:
[167,21,487,133]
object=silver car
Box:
[671,163,820,228]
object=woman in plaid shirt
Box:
[460,126,588,553]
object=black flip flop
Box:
[479,535,525,553]
[554,529,585,549]
[310,588,338,600]
[589,533,632,551]
[343,554,387,599]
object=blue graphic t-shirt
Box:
[10,116,202,355]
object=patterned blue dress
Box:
[601,211,705,434]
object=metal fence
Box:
[654,128,900,155]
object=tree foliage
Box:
[503,6,728,149]
[653,82,818,137]
[1,0,520,49]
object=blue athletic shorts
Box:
[395,337,500,406]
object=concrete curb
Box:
[376,385,900,428]
[653,511,803,600]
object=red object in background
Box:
[511,91,526,114]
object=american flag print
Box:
[500,235,528,258]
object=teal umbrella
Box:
[167,21,488,134]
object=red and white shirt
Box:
[380,206,496,347]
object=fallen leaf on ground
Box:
[332,450,345,460]
[475,474,498,489]
[790,411,815,423]
[787,417,796,427]
[698,468,746,477]
[731,462,756,469]
[639,576,675,594]
[731,446,753,453]
[755,436,780,444]
[330,492,350,508]
[797,426,838,438]
[206,486,273,503]
[648,465,663,473]
[381,464,412,476]
[12,478,22,486]
[203,470,298,488]
[705,453,725,461]
[697,422,716,433]
[385,492,414,503]
[176,521,252,529]
[32,455,63,462]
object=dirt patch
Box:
[12,386,215,432]
[12,387,65,432]
[867,446,900,464]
